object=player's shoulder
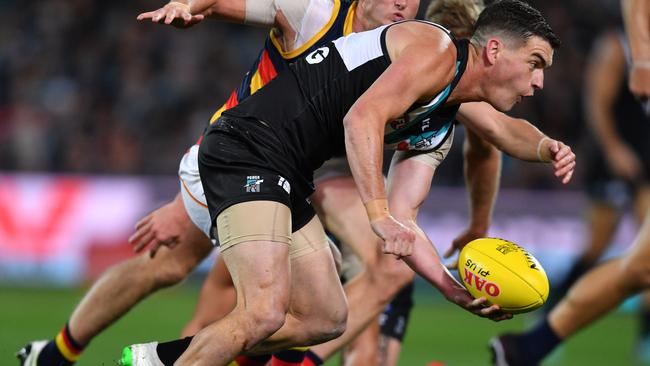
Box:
[386,21,457,65]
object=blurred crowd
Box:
[0,0,628,187]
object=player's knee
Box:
[248,306,288,339]
[621,255,650,291]
[144,252,195,288]
[307,304,347,344]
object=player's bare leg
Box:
[171,206,346,365]
[17,193,214,366]
[379,337,402,366]
[631,186,650,358]
[70,228,212,344]
[181,256,234,337]
[341,320,381,366]
[551,209,650,335]
[491,211,650,366]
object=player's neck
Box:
[447,42,486,105]
[351,12,373,33]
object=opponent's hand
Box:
[137,1,205,28]
[629,65,650,101]
[443,281,512,322]
[606,143,642,181]
[129,198,192,257]
[443,227,485,269]
[544,139,576,184]
[370,216,416,257]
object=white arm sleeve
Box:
[245,0,335,50]
[244,0,277,26]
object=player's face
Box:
[487,36,553,112]
[361,0,420,28]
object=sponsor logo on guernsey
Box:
[277,176,291,194]
[306,46,330,64]
[244,176,264,192]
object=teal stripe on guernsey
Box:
[384,61,459,144]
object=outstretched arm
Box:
[457,102,576,184]
[445,129,501,261]
[386,150,510,321]
[137,0,247,27]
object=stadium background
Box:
[0,0,645,364]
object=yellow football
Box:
[457,237,549,314]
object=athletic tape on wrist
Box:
[536,136,550,163]
[365,198,389,222]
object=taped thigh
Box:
[290,215,329,259]
[216,200,292,252]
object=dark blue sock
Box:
[517,319,562,363]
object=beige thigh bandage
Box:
[290,215,329,259]
[216,201,292,252]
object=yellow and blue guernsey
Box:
[209,0,358,124]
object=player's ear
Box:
[484,38,502,65]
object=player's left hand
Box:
[544,139,576,184]
[129,195,192,257]
[443,227,485,269]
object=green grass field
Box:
[2,283,646,366]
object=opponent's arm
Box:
[386,151,510,321]
[622,0,650,98]
[445,130,501,260]
[585,32,641,180]
[343,25,455,256]
[139,0,311,28]
[457,102,576,184]
[137,0,246,27]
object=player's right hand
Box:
[370,215,416,257]
[137,1,205,28]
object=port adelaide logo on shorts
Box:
[245,176,264,192]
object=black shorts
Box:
[198,116,316,235]
[379,282,415,342]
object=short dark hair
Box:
[471,0,561,49]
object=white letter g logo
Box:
[306,47,329,64]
